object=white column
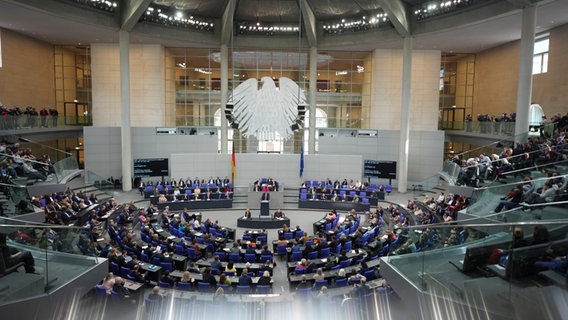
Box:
[220,45,229,153]
[309,47,317,153]
[398,37,413,193]
[119,30,132,191]
[514,5,537,140]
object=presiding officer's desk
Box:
[237,217,290,229]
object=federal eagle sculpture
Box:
[229,76,306,140]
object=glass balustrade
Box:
[0,218,99,305]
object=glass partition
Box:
[383,215,568,297]
[0,219,99,304]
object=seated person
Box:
[244,208,252,219]
[534,249,568,275]
[0,233,36,273]
[492,184,523,213]
[238,268,252,286]
[147,286,163,302]
[274,209,285,219]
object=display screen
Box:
[133,158,169,177]
[364,160,396,179]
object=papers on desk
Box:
[167,235,176,240]
[155,229,164,233]
[321,259,327,263]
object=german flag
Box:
[231,144,236,183]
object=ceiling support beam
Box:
[121,0,152,32]
[505,0,534,8]
[376,0,411,37]
[299,0,317,47]
[221,0,237,45]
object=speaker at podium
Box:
[260,201,270,217]
[260,191,270,217]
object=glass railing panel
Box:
[0,115,91,131]
[52,156,79,183]
[0,221,99,304]
[383,218,568,296]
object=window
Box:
[533,34,549,75]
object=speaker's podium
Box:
[260,200,270,217]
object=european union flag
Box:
[299,143,304,177]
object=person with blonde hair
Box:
[214,286,227,301]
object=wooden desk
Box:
[140,263,162,282]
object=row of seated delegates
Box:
[302,188,379,203]
[252,177,279,192]
[302,178,375,191]
[0,142,54,181]
[521,171,567,205]
[416,192,469,223]
[154,206,230,239]
[140,176,232,190]
[98,272,132,298]
[38,189,103,226]
[156,184,233,202]
[139,176,232,196]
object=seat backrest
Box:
[320,247,330,258]
[236,285,252,294]
[197,282,211,291]
[334,278,348,287]
[177,281,192,291]
[256,285,271,294]
[307,251,318,260]
[277,244,288,255]
[340,259,351,268]
[160,262,173,272]
[229,253,241,262]
[291,251,303,262]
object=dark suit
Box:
[239,275,252,286]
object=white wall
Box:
[318,130,444,183]
[370,49,441,131]
[84,127,441,185]
[91,44,166,127]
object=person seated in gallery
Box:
[310,190,319,200]
[351,194,360,203]
[341,193,348,202]
[253,178,262,192]
[330,192,338,201]
[0,233,36,274]
[244,208,252,219]
[193,185,201,200]
[273,209,285,219]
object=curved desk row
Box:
[298,200,371,212]
[152,197,233,211]
[237,217,291,229]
